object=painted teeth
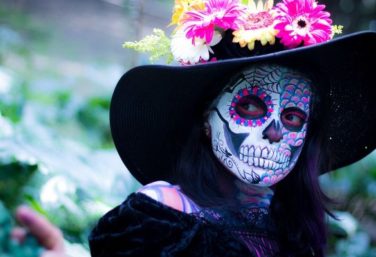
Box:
[250,146,255,156]
[239,145,290,169]
[241,157,288,169]
[238,146,291,169]
[261,148,268,158]
[255,148,261,157]
[245,146,249,156]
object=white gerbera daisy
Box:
[171,27,222,65]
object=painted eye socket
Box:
[281,107,307,131]
[235,95,267,120]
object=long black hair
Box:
[172,62,333,256]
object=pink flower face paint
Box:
[208,64,312,187]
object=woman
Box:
[134,62,328,255]
[88,0,376,254]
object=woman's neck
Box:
[234,180,274,209]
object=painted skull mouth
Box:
[239,145,290,169]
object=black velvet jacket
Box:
[89,193,314,257]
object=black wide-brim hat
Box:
[111,31,376,185]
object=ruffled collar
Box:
[192,204,277,236]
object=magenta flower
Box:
[274,0,333,48]
[183,0,246,44]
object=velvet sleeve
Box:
[89,193,251,257]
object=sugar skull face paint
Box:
[208,64,312,187]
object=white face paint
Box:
[208,64,312,187]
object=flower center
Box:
[292,16,310,34]
[245,11,274,30]
[297,19,306,28]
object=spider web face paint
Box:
[208,64,312,187]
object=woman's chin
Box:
[237,165,290,187]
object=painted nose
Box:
[262,120,283,144]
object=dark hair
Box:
[270,69,333,256]
[172,62,333,256]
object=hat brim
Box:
[111,31,376,185]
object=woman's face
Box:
[207,64,313,187]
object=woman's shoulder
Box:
[137,180,201,213]
[89,191,250,257]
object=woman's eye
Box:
[281,107,307,131]
[235,96,267,119]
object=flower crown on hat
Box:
[123,0,343,65]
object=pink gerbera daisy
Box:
[274,0,333,48]
[183,0,246,44]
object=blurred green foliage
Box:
[0,160,38,210]
[0,3,140,255]
[322,154,376,256]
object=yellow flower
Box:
[233,0,277,50]
[245,0,274,13]
[233,27,277,50]
[170,0,205,25]
[331,25,344,38]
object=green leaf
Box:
[123,28,174,63]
